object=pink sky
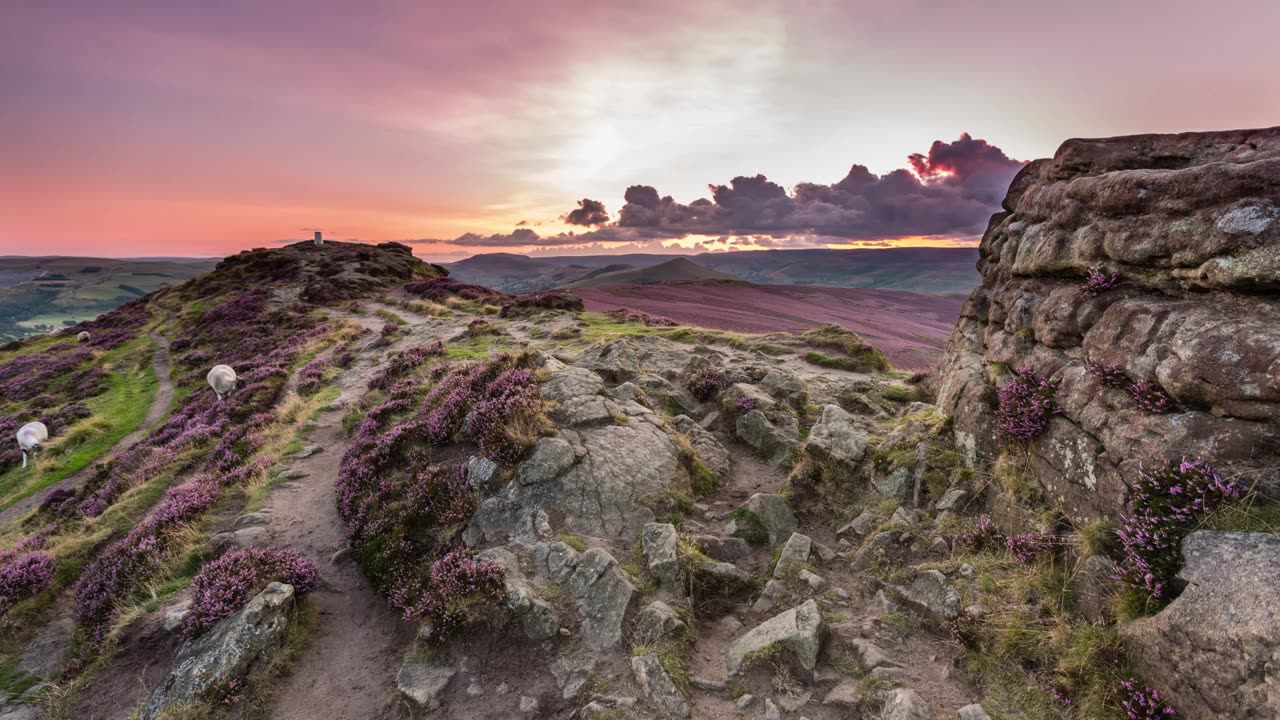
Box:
[2,0,1277,260]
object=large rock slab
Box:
[632,653,691,718]
[882,688,934,720]
[735,410,799,461]
[1122,531,1280,719]
[740,493,798,546]
[934,127,1280,521]
[397,661,457,710]
[142,583,295,720]
[893,570,960,622]
[726,599,827,675]
[642,522,683,588]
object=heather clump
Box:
[0,549,56,616]
[1115,458,1240,601]
[499,291,584,316]
[1127,379,1180,414]
[686,367,731,402]
[296,357,331,395]
[1118,678,1176,719]
[995,368,1061,443]
[404,277,507,304]
[183,546,319,636]
[735,396,758,414]
[368,341,444,392]
[1084,356,1130,388]
[1079,265,1122,297]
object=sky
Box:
[1,0,1277,261]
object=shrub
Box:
[995,368,1061,443]
[464,319,497,337]
[1079,265,1122,297]
[1115,458,1240,601]
[500,292,584,316]
[404,278,507,304]
[735,396,758,414]
[296,357,330,395]
[960,514,1003,551]
[184,547,319,636]
[389,548,506,640]
[686,368,731,402]
[0,550,56,616]
[1127,379,1180,414]
[800,325,890,372]
[1004,533,1055,564]
[1084,356,1129,388]
[604,307,677,327]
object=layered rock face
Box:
[936,127,1280,523]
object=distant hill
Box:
[0,256,218,341]
[563,257,737,288]
[445,247,979,295]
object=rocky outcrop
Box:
[726,599,827,675]
[935,127,1280,523]
[1122,531,1280,719]
[142,583,296,720]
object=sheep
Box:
[77,331,91,343]
[16,421,48,469]
[207,364,238,401]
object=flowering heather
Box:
[386,548,505,639]
[296,357,330,395]
[1119,678,1176,718]
[1085,356,1130,388]
[736,396,758,414]
[1115,458,1240,600]
[184,546,319,636]
[1128,379,1181,414]
[368,342,445,392]
[995,368,1061,443]
[72,295,151,350]
[1079,265,1122,297]
[0,550,56,616]
[605,308,677,327]
[1004,532,1054,564]
[207,677,247,706]
[404,277,507,304]
[499,291,584,316]
[960,514,1004,551]
[0,344,97,402]
[686,367,731,401]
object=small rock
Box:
[727,599,827,675]
[466,455,501,491]
[936,488,969,511]
[928,536,950,555]
[823,681,860,707]
[642,522,683,588]
[466,681,484,697]
[742,493,799,546]
[496,683,510,695]
[162,600,192,633]
[396,661,456,711]
[851,638,899,670]
[773,533,813,578]
[798,569,826,590]
[894,570,960,621]
[330,547,352,565]
[293,444,323,459]
[959,563,976,579]
[958,703,992,720]
[736,694,755,710]
[691,677,726,692]
[277,468,309,480]
[633,600,689,646]
[519,695,540,714]
[234,512,269,528]
[764,697,781,720]
[632,653,691,718]
[882,688,934,720]
[837,509,877,538]
[813,542,836,563]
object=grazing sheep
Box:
[77,331,91,343]
[207,364,238,401]
[16,421,48,469]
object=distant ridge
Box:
[563,257,737,288]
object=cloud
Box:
[402,224,680,248]
[611,133,1024,240]
[563,197,609,226]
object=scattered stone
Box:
[958,704,993,720]
[478,547,560,641]
[798,569,826,590]
[935,488,969,511]
[695,534,751,562]
[736,694,755,710]
[466,681,484,697]
[277,468,309,480]
[764,697,781,720]
[566,548,638,651]
[329,547,352,565]
[894,570,960,622]
[823,681,860,708]
[735,409,800,461]
[958,563,976,579]
[633,601,689,646]
[142,583,296,720]
[642,522,683,587]
[514,436,576,485]
[632,653,691,718]
[690,677,726,692]
[803,404,869,470]
[162,600,192,633]
[727,599,827,675]
[519,696,540,714]
[761,369,807,407]
[851,639,899,670]
[234,512,269,527]
[773,532,813,578]
[890,506,916,527]
[551,655,598,700]
[497,683,510,695]
[837,510,877,538]
[293,444,323,459]
[466,454,501,491]
[741,493,799,546]
[812,541,836,563]
[850,530,901,571]
[928,536,950,555]
[882,688,933,720]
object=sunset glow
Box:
[2,0,1277,259]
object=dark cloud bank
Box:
[407,133,1025,249]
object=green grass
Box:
[373,308,406,325]
[880,384,920,403]
[557,533,589,552]
[0,335,162,511]
[0,655,40,703]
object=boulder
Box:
[772,533,813,579]
[575,340,642,381]
[1122,531,1280,719]
[631,653,691,718]
[142,583,295,719]
[893,570,960,622]
[514,437,577,486]
[760,369,808,407]
[396,661,457,711]
[541,365,606,403]
[477,547,559,640]
[741,493,799,546]
[958,704,993,720]
[642,522,683,588]
[633,601,688,646]
[466,454,501,491]
[566,548,638,651]
[803,405,869,470]
[671,415,731,479]
[934,127,1280,522]
[727,599,827,675]
[735,410,799,461]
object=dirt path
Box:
[0,326,175,528]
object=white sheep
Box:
[16,421,48,469]
[77,331,91,343]
[207,364,239,401]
